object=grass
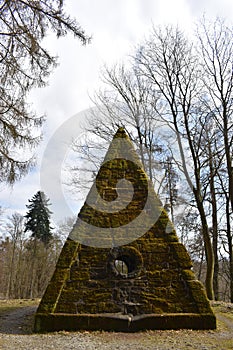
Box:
[0,298,40,315]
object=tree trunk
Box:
[230,253,233,303]
[212,227,219,301]
[6,240,16,299]
[196,196,214,300]
[197,245,205,281]
[208,146,219,300]
[223,111,233,214]
[28,239,37,299]
[175,123,215,300]
[225,197,233,302]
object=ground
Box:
[0,299,232,349]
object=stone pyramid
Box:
[34,128,216,332]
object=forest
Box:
[0,191,72,299]
[0,0,232,304]
[66,17,233,302]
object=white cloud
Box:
[187,0,233,18]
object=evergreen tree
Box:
[25,191,53,245]
[0,0,89,184]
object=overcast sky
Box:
[1,0,233,224]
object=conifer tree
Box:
[25,191,53,245]
[0,0,90,184]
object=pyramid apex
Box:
[113,127,128,139]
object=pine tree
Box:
[25,191,53,245]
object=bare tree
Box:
[197,17,233,213]
[197,17,233,301]
[135,25,215,299]
[161,156,179,223]
[68,62,169,197]
[55,215,76,242]
[0,222,63,299]
[4,212,25,298]
[66,20,233,301]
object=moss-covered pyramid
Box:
[34,128,216,332]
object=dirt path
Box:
[0,306,37,334]
[217,314,233,332]
[0,306,232,350]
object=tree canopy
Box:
[0,0,90,184]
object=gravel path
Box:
[0,307,233,350]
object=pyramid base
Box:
[34,312,216,332]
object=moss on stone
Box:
[182,269,196,281]
[169,242,193,269]
[35,127,216,332]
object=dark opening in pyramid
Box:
[34,128,216,332]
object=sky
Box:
[1,0,233,224]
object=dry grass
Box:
[0,298,40,314]
[0,299,232,349]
